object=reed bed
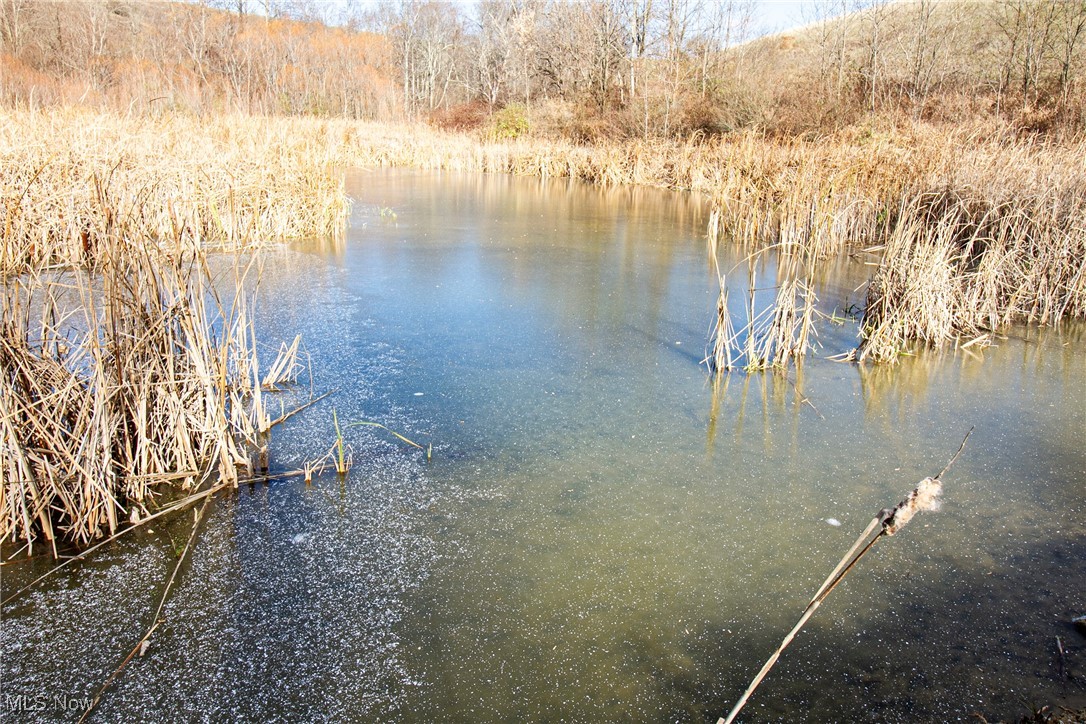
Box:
[1,109,348,273]
[0,238,296,550]
[861,180,1086,362]
[333,118,1084,360]
[0,109,352,548]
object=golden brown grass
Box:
[0,238,301,550]
[860,150,1086,361]
[1,109,348,273]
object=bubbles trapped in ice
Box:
[0,545,166,721]
[826,518,842,527]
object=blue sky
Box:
[753,1,819,34]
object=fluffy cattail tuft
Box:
[883,477,942,535]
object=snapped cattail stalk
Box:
[718,428,972,724]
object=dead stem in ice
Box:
[717,428,972,724]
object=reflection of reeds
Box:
[0,242,293,549]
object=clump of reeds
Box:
[741,275,819,371]
[0,109,348,273]
[718,430,970,724]
[0,239,297,550]
[858,195,961,362]
[705,252,820,374]
[711,253,818,372]
[859,182,1086,362]
[707,272,738,374]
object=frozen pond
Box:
[3,169,1084,721]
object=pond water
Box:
[3,169,1084,722]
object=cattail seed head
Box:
[883,477,942,535]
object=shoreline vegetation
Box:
[6,106,1084,337]
[3,108,1083,547]
[1,0,1084,552]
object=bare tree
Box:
[691,0,753,98]
[993,0,1062,111]
[380,1,464,115]
[0,0,38,57]
[1054,0,1086,106]
[858,0,891,112]
[809,0,857,105]
[620,0,653,98]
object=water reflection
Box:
[705,368,824,460]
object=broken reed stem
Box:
[345,420,425,450]
[78,495,212,723]
[718,429,972,724]
[0,470,303,607]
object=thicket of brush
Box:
[4,0,1083,141]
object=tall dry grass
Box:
[0,109,335,548]
[860,140,1086,361]
[1,109,348,273]
[0,239,299,550]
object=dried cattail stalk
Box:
[718,430,971,724]
[882,477,942,536]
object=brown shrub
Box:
[428,101,490,133]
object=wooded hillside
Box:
[1,0,1084,136]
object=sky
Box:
[750,1,818,35]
